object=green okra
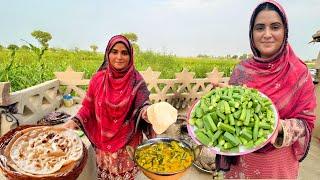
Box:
[248,122,255,127]
[239,136,248,145]
[210,112,219,125]
[223,142,234,149]
[235,126,241,136]
[244,109,251,126]
[241,101,248,108]
[243,127,253,133]
[216,110,226,120]
[189,118,196,125]
[195,106,203,118]
[239,108,247,121]
[232,94,241,100]
[218,101,225,113]
[263,101,272,107]
[205,114,217,132]
[255,104,261,113]
[233,109,242,119]
[221,95,232,101]
[223,131,240,146]
[223,117,229,124]
[244,141,254,149]
[228,114,235,126]
[267,109,273,120]
[203,116,212,132]
[260,122,271,130]
[195,118,204,129]
[211,130,223,143]
[218,136,226,146]
[227,88,233,97]
[191,110,196,118]
[247,101,253,108]
[236,120,243,127]
[254,137,266,146]
[200,100,209,113]
[253,113,260,122]
[228,100,236,107]
[195,131,211,146]
[224,100,231,114]
[240,130,253,140]
[253,120,259,141]
[218,122,236,134]
[205,129,215,140]
[192,86,275,151]
[203,90,215,98]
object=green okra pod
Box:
[253,120,259,141]
[195,131,211,146]
[224,101,231,114]
[255,137,266,146]
[205,114,217,132]
[195,106,203,118]
[223,131,240,146]
[218,122,236,134]
[244,109,251,126]
[240,130,253,140]
[228,114,235,126]
[211,130,223,142]
[195,118,204,129]
[239,108,247,121]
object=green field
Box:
[0,49,239,92]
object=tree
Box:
[232,55,238,59]
[0,44,3,50]
[31,30,52,48]
[7,44,19,50]
[90,44,98,53]
[20,45,30,50]
[239,53,248,60]
[121,32,140,53]
[121,32,138,43]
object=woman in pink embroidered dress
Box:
[64,35,154,180]
[216,1,317,179]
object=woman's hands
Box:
[270,119,284,146]
[61,119,80,130]
[141,106,150,123]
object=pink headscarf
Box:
[229,0,316,160]
[77,35,150,152]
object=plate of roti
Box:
[0,125,87,179]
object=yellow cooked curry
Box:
[135,141,193,173]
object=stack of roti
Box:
[147,102,178,134]
[4,126,83,177]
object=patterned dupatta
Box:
[217,0,317,171]
[230,0,316,158]
[77,35,150,152]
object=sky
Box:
[1,0,320,60]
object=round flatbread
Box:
[147,102,178,134]
[8,126,83,175]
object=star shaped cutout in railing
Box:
[175,68,195,84]
[206,68,224,84]
[140,67,161,84]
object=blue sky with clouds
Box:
[1,0,319,60]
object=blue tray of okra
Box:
[187,86,279,156]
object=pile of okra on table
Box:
[189,86,276,152]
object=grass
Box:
[0,49,239,92]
